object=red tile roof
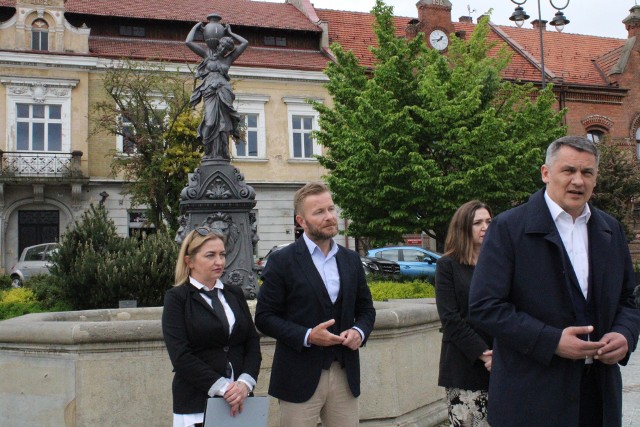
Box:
[65,0,321,32]
[89,36,330,72]
[497,25,623,86]
[316,9,412,68]
[316,9,625,87]
[1,1,627,87]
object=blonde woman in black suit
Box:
[436,201,493,427]
[162,227,261,427]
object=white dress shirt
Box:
[544,192,591,299]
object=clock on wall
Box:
[429,29,449,51]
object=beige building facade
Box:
[0,0,350,273]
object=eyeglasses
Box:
[194,226,215,236]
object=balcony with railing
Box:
[0,150,85,181]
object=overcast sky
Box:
[263,1,633,39]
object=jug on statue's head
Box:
[203,13,224,50]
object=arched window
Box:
[586,128,605,143]
[31,19,49,51]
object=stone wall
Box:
[0,301,446,427]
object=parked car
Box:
[255,243,292,274]
[367,246,441,281]
[10,243,59,287]
[360,256,400,277]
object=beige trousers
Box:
[278,362,359,427]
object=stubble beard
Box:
[307,224,338,243]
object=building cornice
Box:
[0,51,329,82]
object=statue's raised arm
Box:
[187,14,247,160]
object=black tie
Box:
[199,287,230,336]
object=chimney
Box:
[477,14,489,23]
[458,16,472,23]
[623,5,640,39]
[532,19,547,31]
[406,19,420,39]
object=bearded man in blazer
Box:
[255,182,376,427]
[469,136,640,427]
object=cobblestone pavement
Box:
[623,351,640,426]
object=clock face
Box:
[429,30,449,51]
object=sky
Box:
[262,1,633,39]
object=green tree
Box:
[49,204,178,310]
[591,144,640,240]
[92,60,203,233]
[313,1,565,248]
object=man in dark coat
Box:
[255,182,375,427]
[469,136,640,427]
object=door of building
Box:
[18,210,59,255]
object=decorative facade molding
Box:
[581,114,614,130]
[33,183,44,202]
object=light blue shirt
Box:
[303,233,340,303]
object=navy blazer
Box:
[162,282,261,414]
[469,189,640,427]
[255,237,376,403]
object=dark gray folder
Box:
[203,396,269,427]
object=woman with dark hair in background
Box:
[162,227,261,427]
[436,201,493,426]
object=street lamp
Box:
[508,0,570,88]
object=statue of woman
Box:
[186,16,248,159]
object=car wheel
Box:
[11,276,22,288]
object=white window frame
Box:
[2,77,77,153]
[15,103,63,152]
[283,96,323,161]
[116,114,137,154]
[31,18,49,51]
[233,94,269,160]
[116,96,168,155]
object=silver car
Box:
[10,243,58,287]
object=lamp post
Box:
[509,0,571,89]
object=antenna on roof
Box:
[467,5,477,16]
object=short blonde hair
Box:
[294,182,330,216]
[174,227,226,286]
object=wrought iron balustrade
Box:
[0,150,84,178]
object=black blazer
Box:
[435,255,491,391]
[255,237,376,403]
[162,282,261,414]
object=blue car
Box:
[367,246,441,281]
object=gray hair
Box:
[544,135,599,167]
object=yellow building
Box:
[0,0,348,271]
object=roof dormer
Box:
[0,0,90,53]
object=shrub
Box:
[368,280,435,301]
[27,274,72,312]
[49,204,178,310]
[0,287,45,320]
[0,274,12,291]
